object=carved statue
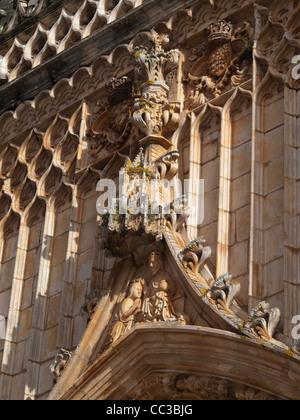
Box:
[104,278,145,348]
[102,250,187,351]
[143,251,186,323]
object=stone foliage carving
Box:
[129,373,278,400]
[247,301,281,341]
[210,273,241,316]
[179,238,212,288]
[187,19,253,107]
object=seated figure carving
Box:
[143,251,186,324]
[103,252,187,351]
[105,278,145,348]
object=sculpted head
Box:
[128,278,144,299]
[148,251,164,275]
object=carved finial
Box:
[132,31,181,137]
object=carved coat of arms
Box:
[187,20,253,107]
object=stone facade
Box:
[0,0,299,400]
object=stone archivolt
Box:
[0,0,299,401]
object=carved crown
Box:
[204,20,233,45]
[106,76,133,106]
